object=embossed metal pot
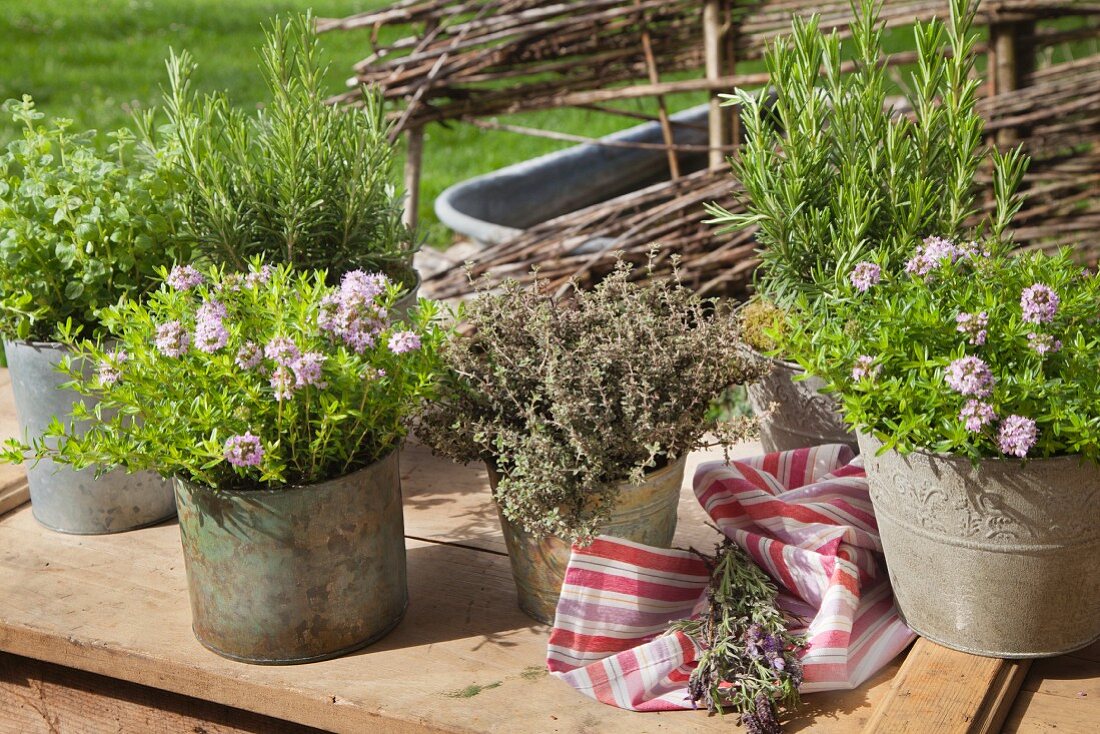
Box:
[858,432,1100,658]
[489,456,687,625]
[173,450,407,664]
[4,340,175,534]
[747,354,857,453]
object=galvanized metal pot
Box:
[390,269,421,325]
[4,340,175,534]
[173,450,407,664]
[747,354,857,454]
[858,432,1100,658]
[490,456,687,625]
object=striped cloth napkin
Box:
[546,444,915,711]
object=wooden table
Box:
[0,372,1096,733]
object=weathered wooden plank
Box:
[860,638,1031,734]
[0,651,325,734]
[1002,689,1100,734]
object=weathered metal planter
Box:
[173,450,407,664]
[747,354,857,454]
[858,432,1100,658]
[489,456,687,625]
[4,340,175,534]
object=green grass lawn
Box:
[0,0,706,247]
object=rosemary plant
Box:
[707,0,1019,313]
[671,540,807,733]
[145,13,415,285]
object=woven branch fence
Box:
[322,0,1100,299]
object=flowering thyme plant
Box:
[788,242,1100,461]
[2,262,447,490]
[670,540,807,732]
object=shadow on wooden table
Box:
[782,651,907,732]
[349,540,540,655]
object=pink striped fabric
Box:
[547,444,915,711]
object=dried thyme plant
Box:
[416,256,763,544]
[145,13,415,285]
[671,540,808,733]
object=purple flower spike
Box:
[955,311,989,346]
[194,299,229,353]
[290,352,328,388]
[849,262,881,292]
[959,400,996,433]
[97,350,128,386]
[388,330,421,354]
[1021,284,1059,324]
[997,415,1038,458]
[851,355,880,382]
[269,364,296,401]
[166,265,204,291]
[155,320,190,357]
[235,341,263,370]
[224,432,264,468]
[945,356,994,397]
[265,337,301,366]
[1027,332,1062,356]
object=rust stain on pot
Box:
[174,450,407,664]
[491,456,687,625]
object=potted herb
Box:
[789,237,1100,657]
[417,258,762,623]
[148,13,419,313]
[0,96,191,533]
[707,0,994,452]
[4,262,446,663]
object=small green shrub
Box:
[416,257,763,543]
[0,96,190,340]
[147,13,415,285]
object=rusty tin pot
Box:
[173,450,407,664]
[5,340,175,534]
[489,455,687,625]
[859,432,1100,658]
[747,353,857,454]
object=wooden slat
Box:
[0,371,28,516]
[0,651,325,734]
[861,638,1032,734]
[1001,644,1100,733]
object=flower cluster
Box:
[15,262,447,492]
[319,270,390,353]
[792,246,1100,462]
[849,262,881,293]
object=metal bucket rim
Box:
[175,447,400,499]
[858,430,1098,469]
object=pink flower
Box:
[235,342,263,370]
[850,355,880,382]
[849,262,881,292]
[1020,284,1059,324]
[1027,332,1062,356]
[194,300,229,353]
[155,321,190,357]
[264,337,301,366]
[959,400,996,433]
[269,364,296,401]
[997,415,1037,458]
[166,265,204,291]
[955,311,988,346]
[388,331,421,354]
[97,350,128,386]
[224,432,264,468]
[244,265,273,288]
[945,356,994,398]
[290,352,328,388]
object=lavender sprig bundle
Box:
[671,540,807,732]
[2,262,447,490]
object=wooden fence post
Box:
[403,125,424,230]
[704,0,736,170]
[989,19,1037,147]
